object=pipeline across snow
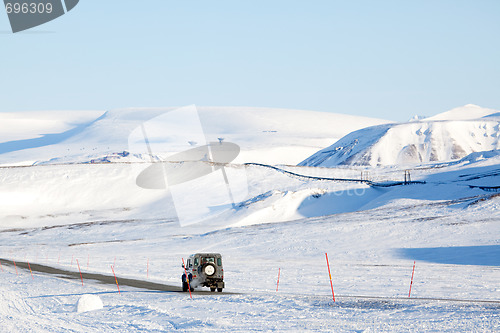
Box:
[244,163,426,187]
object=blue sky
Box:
[0,0,499,121]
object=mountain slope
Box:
[300,106,500,167]
[425,104,499,121]
[0,107,389,166]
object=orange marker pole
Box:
[77,259,84,286]
[409,261,416,298]
[27,261,34,280]
[182,258,192,299]
[276,268,281,292]
[111,265,121,294]
[13,259,18,276]
[325,253,335,302]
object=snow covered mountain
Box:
[300,105,500,167]
[0,107,389,166]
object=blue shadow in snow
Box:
[28,290,172,299]
[297,187,388,217]
[398,245,500,266]
[0,112,107,155]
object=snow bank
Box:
[76,295,104,313]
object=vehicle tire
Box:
[217,288,223,292]
[210,287,216,292]
[182,282,188,292]
[203,263,216,276]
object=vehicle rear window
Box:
[202,257,215,264]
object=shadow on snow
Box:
[397,245,500,266]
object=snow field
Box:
[0,198,499,332]
[0,105,499,331]
[0,254,499,333]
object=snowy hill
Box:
[425,104,500,121]
[0,106,388,227]
[300,105,500,167]
[0,110,104,143]
[0,107,389,166]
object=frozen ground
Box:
[0,106,499,331]
[0,190,499,331]
[0,275,498,332]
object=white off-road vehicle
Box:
[182,253,224,292]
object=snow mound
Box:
[76,294,103,313]
[301,106,500,167]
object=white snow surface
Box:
[76,294,104,313]
[425,104,500,121]
[300,104,500,167]
[0,106,499,332]
[0,106,389,166]
[0,110,104,143]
